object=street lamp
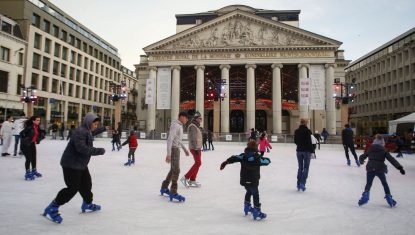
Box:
[20,85,38,103]
[109,81,127,102]
[333,81,357,106]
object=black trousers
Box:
[23,143,37,171]
[364,171,391,195]
[54,167,93,206]
[208,140,214,150]
[244,185,260,208]
[128,148,137,160]
[343,144,358,160]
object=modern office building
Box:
[121,66,139,129]
[0,14,27,122]
[345,27,415,135]
[135,5,349,134]
[0,0,129,128]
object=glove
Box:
[400,169,405,175]
[96,148,106,155]
[359,160,365,165]
[220,161,228,170]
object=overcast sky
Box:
[49,0,415,71]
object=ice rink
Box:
[0,138,414,235]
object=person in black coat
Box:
[294,118,314,191]
[358,134,405,207]
[341,124,359,166]
[66,125,76,140]
[207,130,214,150]
[59,123,65,140]
[220,140,270,220]
[43,113,107,223]
[313,131,322,150]
[20,116,45,180]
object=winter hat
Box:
[372,134,385,146]
[130,130,136,135]
[194,111,202,119]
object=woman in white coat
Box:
[0,116,14,156]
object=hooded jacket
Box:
[225,147,271,186]
[187,119,202,150]
[341,127,355,146]
[359,144,403,173]
[60,113,106,170]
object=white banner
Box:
[145,77,156,105]
[156,67,172,109]
[299,78,310,106]
[309,65,326,110]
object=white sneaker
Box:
[180,176,189,188]
[188,180,201,187]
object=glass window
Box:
[52,79,58,93]
[77,54,82,66]
[32,53,41,69]
[31,73,38,87]
[54,43,61,57]
[34,33,41,49]
[53,61,59,75]
[69,67,74,80]
[69,34,75,46]
[52,25,59,37]
[61,64,67,78]
[70,51,76,64]
[60,30,67,42]
[62,47,68,60]
[16,75,22,94]
[75,38,81,49]
[32,13,40,27]
[44,38,51,53]
[18,52,24,65]
[42,76,49,91]
[42,19,50,33]
[1,21,12,34]
[42,56,50,72]
[0,70,8,93]
[1,46,10,61]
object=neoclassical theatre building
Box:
[135,5,349,134]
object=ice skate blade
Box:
[41,213,62,224]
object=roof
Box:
[389,112,415,125]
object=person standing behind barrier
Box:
[321,128,329,144]
[207,130,214,150]
[51,122,58,140]
[342,124,360,167]
[12,117,26,156]
[0,116,14,156]
[294,118,314,192]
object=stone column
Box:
[78,103,82,126]
[195,65,205,127]
[246,64,256,131]
[171,66,181,121]
[271,63,283,134]
[298,64,310,120]
[325,63,337,135]
[220,64,230,133]
[146,67,157,132]
[46,98,52,125]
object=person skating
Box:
[342,124,360,166]
[358,134,405,207]
[207,130,214,150]
[0,116,14,156]
[258,133,272,157]
[160,112,189,202]
[111,127,121,151]
[19,116,45,180]
[59,123,65,140]
[42,113,107,223]
[321,128,329,144]
[220,140,271,220]
[202,128,208,151]
[313,131,322,150]
[12,117,26,156]
[294,118,314,191]
[121,128,138,166]
[181,111,203,188]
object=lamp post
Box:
[20,85,37,117]
[109,81,127,128]
[206,78,227,133]
[333,81,357,126]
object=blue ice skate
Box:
[81,201,101,213]
[43,201,63,224]
[24,170,35,181]
[131,158,135,164]
[244,202,253,215]
[160,188,170,196]
[385,194,397,207]
[347,159,351,166]
[169,193,185,202]
[358,191,369,206]
[32,169,42,177]
[355,160,361,167]
[124,159,132,166]
[298,183,306,192]
[252,207,267,220]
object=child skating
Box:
[258,133,272,157]
[220,140,271,220]
[358,134,405,207]
[122,129,138,166]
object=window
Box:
[42,19,50,33]
[75,38,81,49]
[60,30,67,42]
[61,64,67,78]
[77,54,82,66]
[68,83,73,96]
[52,25,59,37]
[0,70,8,92]
[60,81,66,95]
[31,73,38,88]
[1,47,10,62]
[70,51,76,64]
[1,21,12,34]
[44,38,51,53]
[16,75,22,94]
[53,61,59,75]
[32,13,40,27]
[42,56,50,72]
[52,79,58,93]
[34,33,41,49]
[18,52,24,66]
[42,76,49,91]
[69,67,74,80]
[62,47,68,61]
[32,53,41,69]
[54,43,61,57]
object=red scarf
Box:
[32,124,39,143]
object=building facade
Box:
[345,27,415,135]
[121,66,139,130]
[0,14,27,122]
[135,5,348,134]
[0,0,131,128]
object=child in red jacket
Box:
[258,133,272,157]
[122,129,138,166]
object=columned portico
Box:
[171,66,181,120]
[220,64,231,133]
[298,63,309,120]
[147,67,157,131]
[246,64,256,131]
[195,65,205,127]
[271,63,283,134]
[325,63,336,135]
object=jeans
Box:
[244,185,260,208]
[343,144,358,161]
[364,172,391,195]
[296,151,311,185]
[54,167,93,205]
[14,135,21,155]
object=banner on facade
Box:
[309,65,326,110]
[156,67,172,109]
[299,78,310,106]
[145,77,156,105]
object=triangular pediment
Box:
[144,9,341,53]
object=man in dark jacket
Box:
[358,134,405,207]
[342,124,359,166]
[294,118,314,191]
[43,113,106,223]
